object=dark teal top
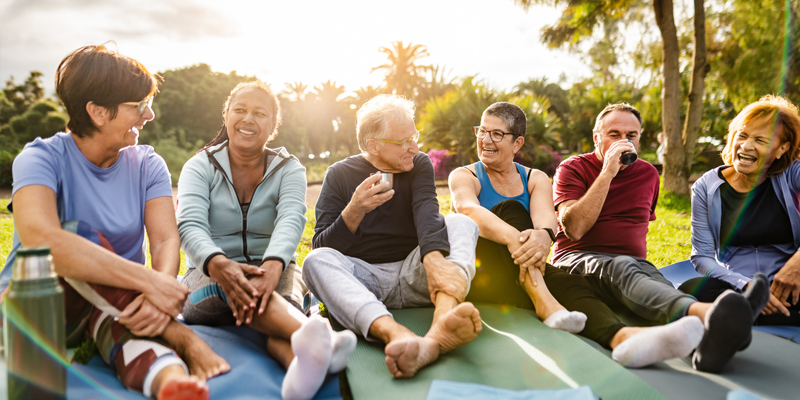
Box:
[473,161,530,212]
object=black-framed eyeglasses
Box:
[474,126,513,142]
[375,131,420,150]
[121,96,154,115]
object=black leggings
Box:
[464,200,626,348]
[679,276,800,326]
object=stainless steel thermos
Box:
[4,247,66,399]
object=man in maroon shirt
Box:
[552,103,769,373]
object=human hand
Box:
[347,174,395,216]
[762,292,791,316]
[509,229,551,285]
[422,251,468,303]
[207,255,265,325]
[600,139,635,177]
[239,260,283,325]
[771,260,800,306]
[143,270,191,318]
[118,294,171,337]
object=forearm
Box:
[149,235,181,277]
[341,203,365,234]
[559,172,613,240]
[31,228,153,292]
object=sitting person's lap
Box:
[181,261,307,326]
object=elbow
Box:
[562,227,584,242]
[558,215,585,241]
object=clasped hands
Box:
[208,255,283,326]
[117,270,190,337]
[508,229,551,287]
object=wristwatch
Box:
[539,227,556,243]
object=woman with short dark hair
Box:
[2,44,228,399]
[686,95,800,326]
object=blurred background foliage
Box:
[0,0,797,186]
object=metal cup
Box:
[620,139,638,165]
[372,172,393,193]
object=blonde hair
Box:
[721,95,800,177]
[356,94,415,153]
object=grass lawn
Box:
[0,184,692,274]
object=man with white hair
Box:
[303,95,481,378]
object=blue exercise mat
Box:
[426,380,597,400]
[659,260,800,344]
[64,324,340,399]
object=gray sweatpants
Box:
[552,251,697,323]
[302,213,479,339]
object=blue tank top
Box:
[473,161,530,212]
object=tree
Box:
[305,81,352,157]
[3,71,45,114]
[515,0,708,195]
[0,72,66,187]
[371,41,431,99]
[142,64,254,149]
[653,0,707,194]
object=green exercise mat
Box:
[343,304,665,400]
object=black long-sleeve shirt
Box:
[312,152,450,263]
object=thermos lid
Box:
[17,247,51,257]
[13,247,55,279]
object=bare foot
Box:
[171,330,231,380]
[157,374,209,400]
[384,335,440,378]
[425,302,482,353]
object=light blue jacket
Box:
[176,141,307,274]
[690,161,800,289]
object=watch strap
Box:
[541,227,556,243]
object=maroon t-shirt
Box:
[551,153,659,262]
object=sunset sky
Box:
[0,0,591,96]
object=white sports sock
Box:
[328,329,357,374]
[543,310,587,333]
[281,318,332,400]
[612,316,704,368]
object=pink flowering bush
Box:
[427,148,456,180]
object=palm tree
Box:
[371,41,430,99]
[417,65,457,106]
[283,81,309,102]
[307,81,352,156]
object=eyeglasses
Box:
[375,131,420,150]
[121,96,154,115]
[474,126,514,143]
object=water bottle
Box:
[620,139,638,165]
[4,247,67,400]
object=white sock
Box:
[281,318,332,400]
[543,310,587,333]
[612,316,704,368]
[328,329,357,374]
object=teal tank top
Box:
[472,162,530,212]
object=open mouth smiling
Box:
[737,153,757,165]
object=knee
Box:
[301,247,340,284]
[445,213,479,240]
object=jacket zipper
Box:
[205,145,296,264]
[242,205,251,263]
